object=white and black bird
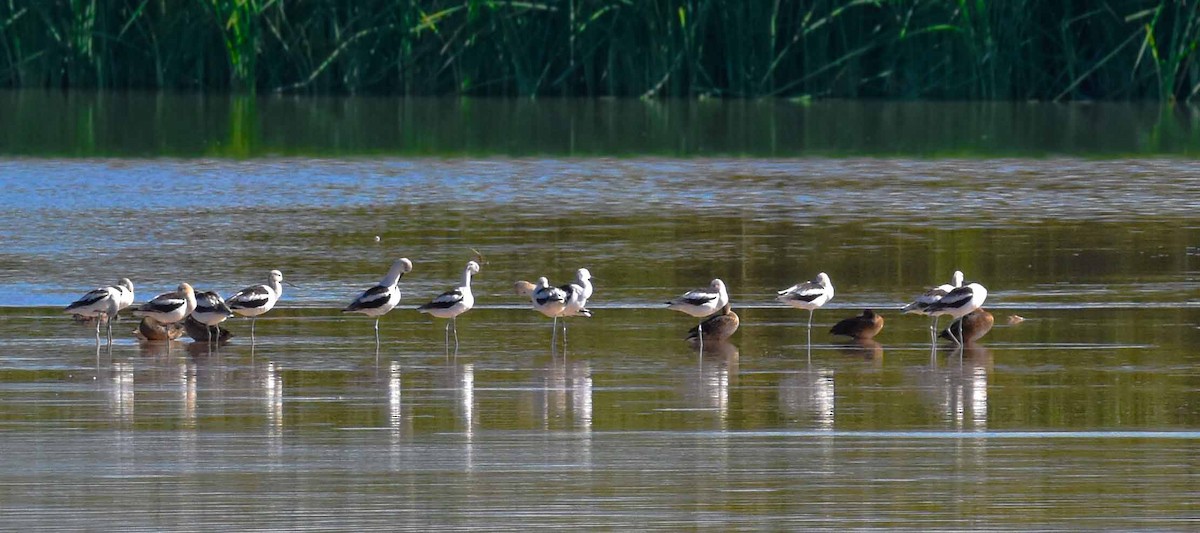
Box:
[561,268,595,318]
[556,268,596,346]
[924,282,989,347]
[191,290,234,344]
[343,258,413,346]
[113,278,135,313]
[522,276,572,349]
[134,283,197,327]
[418,260,480,351]
[530,277,568,318]
[776,272,834,346]
[902,270,964,344]
[226,270,288,341]
[64,278,134,344]
[667,278,730,354]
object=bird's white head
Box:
[269,270,284,284]
[119,278,134,291]
[178,282,194,295]
[535,276,550,289]
[577,268,592,282]
[466,261,481,275]
[711,278,727,293]
[952,270,964,287]
[969,282,988,302]
[817,272,831,286]
[395,258,414,273]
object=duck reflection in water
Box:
[835,338,884,362]
[939,308,994,345]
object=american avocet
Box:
[902,270,964,344]
[418,260,480,352]
[776,272,834,346]
[343,258,413,346]
[191,290,234,344]
[830,309,885,340]
[686,303,739,345]
[522,276,570,349]
[562,268,595,316]
[226,270,288,342]
[940,308,994,344]
[134,283,197,328]
[667,278,729,355]
[925,282,988,347]
[558,268,596,346]
[65,278,133,344]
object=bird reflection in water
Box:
[686,341,738,427]
[834,338,884,363]
[779,366,836,431]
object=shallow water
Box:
[2,98,1200,529]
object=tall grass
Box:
[1,0,1198,100]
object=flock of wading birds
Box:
[64,256,1003,354]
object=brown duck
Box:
[829,309,884,340]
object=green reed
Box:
[1,0,1199,100]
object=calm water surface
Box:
[1,96,1199,529]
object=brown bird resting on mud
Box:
[686,303,739,345]
[133,317,185,341]
[829,309,885,340]
[134,316,232,343]
[940,308,994,344]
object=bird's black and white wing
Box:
[534,285,567,307]
[227,284,273,311]
[139,291,186,315]
[65,287,115,313]
[194,291,232,315]
[419,288,464,311]
[343,285,394,312]
[670,288,718,307]
[777,280,825,303]
[901,285,951,313]
[925,286,974,314]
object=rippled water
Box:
[2,135,1200,526]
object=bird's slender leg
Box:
[807,309,814,349]
[697,322,704,359]
[452,317,460,355]
[374,317,381,349]
[957,320,966,362]
[250,317,257,344]
[94,318,101,345]
[444,321,451,357]
[551,316,559,353]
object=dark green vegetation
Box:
[4,1,1200,100]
